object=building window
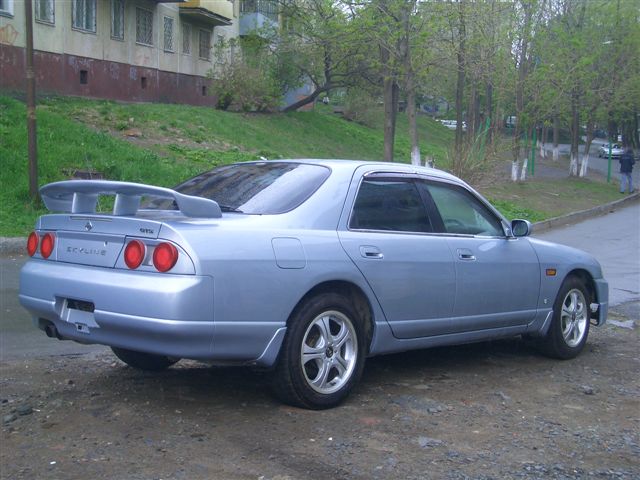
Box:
[198,29,211,61]
[141,77,147,89]
[136,7,153,46]
[80,70,88,84]
[72,0,97,33]
[163,16,174,52]
[0,0,14,17]
[215,34,224,63]
[110,0,124,40]
[35,0,55,24]
[182,22,191,55]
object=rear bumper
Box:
[19,260,285,365]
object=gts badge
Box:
[140,228,154,235]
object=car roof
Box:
[242,158,463,184]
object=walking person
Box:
[619,147,636,194]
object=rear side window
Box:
[350,177,433,233]
[426,182,504,236]
[148,162,330,214]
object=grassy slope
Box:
[1,95,622,237]
[1,95,453,236]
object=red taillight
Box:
[153,242,178,272]
[27,232,39,256]
[124,240,146,269]
[40,233,56,259]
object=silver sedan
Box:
[19,160,608,409]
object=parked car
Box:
[19,160,608,409]
[597,143,624,158]
[438,119,467,131]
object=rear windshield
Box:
[147,162,331,215]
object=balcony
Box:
[180,0,233,27]
[239,0,278,36]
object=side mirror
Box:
[511,219,533,237]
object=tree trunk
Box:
[569,90,580,176]
[486,81,494,144]
[454,0,466,173]
[383,76,398,162]
[552,114,560,161]
[407,87,420,165]
[579,122,594,177]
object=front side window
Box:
[350,177,433,233]
[35,0,54,24]
[110,0,124,40]
[147,162,331,215]
[426,182,504,237]
[72,0,96,32]
[163,16,174,52]
[136,7,153,45]
[199,29,211,60]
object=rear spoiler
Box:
[40,180,222,218]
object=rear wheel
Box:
[271,293,366,409]
[538,276,591,359]
[111,347,179,371]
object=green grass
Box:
[482,177,622,221]
[0,95,622,237]
[1,95,453,236]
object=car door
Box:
[423,180,540,333]
[338,173,456,339]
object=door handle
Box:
[360,246,384,259]
[457,248,476,261]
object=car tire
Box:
[271,293,366,409]
[111,347,179,371]
[538,276,591,360]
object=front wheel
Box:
[538,276,591,359]
[271,293,366,409]
[111,347,179,371]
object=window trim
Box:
[110,0,125,41]
[347,172,507,238]
[72,0,97,34]
[181,22,191,55]
[198,28,211,61]
[135,6,154,47]
[35,0,55,25]
[163,15,175,52]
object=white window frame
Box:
[35,0,55,24]
[110,0,124,40]
[72,0,97,33]
[182,22,191,55]
[0,0,14,17]
[135,6,153,46]
[163,16,174,52]
[198,29,211,61]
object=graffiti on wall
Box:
[0,24,19,46]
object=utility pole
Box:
[25,0,38,199]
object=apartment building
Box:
[0,0,239,105]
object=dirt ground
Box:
[1,304,638,480]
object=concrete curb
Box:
[1,193,638,255]
[532,192,640,233]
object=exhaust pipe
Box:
[43,322,63,340]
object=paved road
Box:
[535,201,640,306]
[1,202,638,360]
